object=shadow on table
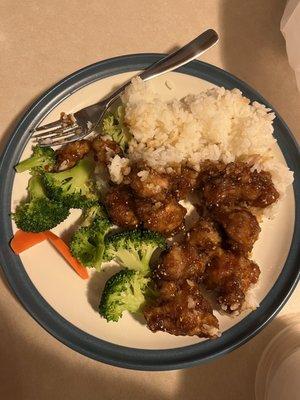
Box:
[0,260,22,302]
[219,0,287,89]
[0,304,171,400]
[176,316,290,400]
[0,306,292,400]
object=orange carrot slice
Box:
[10,230,47,254]
[44,231,89,280]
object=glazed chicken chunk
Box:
[135,197,186,235]
[143,280,219,338]
[55,139,91,170]
[129,167,173,201]
[187,217,221,253]
[155,280,178,301]
[173,167,200,200]
[201,162,279,209]
[105,186,139,228]
[92,137,122,164]
[154,243,207,282]
[203,249,260,313]
[212,208,261,255]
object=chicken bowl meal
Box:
[11,76,294,341]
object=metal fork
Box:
[33,29,218,147]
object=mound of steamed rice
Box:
[108,77,293,201]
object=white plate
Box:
[12,71,295,349]
[1,54,298,370]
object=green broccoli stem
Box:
[114,249,150,274]
[15,156,42,173]
[43,158,94,195]
[15,146,55,173]
[69,204,112,270]
[92,240,106,271]
[116,244,157,274]
[81,204,106,227]
[28,175,47,199]
[42,158,98,209]
[141,247,156,269]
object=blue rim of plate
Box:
[0,54,299,371]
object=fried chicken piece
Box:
[212,208,261,254]
[129,167,173,201]
[135,197,186,235]
[187,217,221,253]
[105,186,139,228]
[156,280,178,300]
[143,280,219,338]
[60,112,75,127]
[92,137,122,164]
[55,139,91,170]
[154,243,207,282]
[198,161,227,186]
[201,162,279,209]
[242,169,279,208]
[203,249,260,313]
[173,167,200,200]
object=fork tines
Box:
[31,120,81,146]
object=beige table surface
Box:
[0,1,299,399]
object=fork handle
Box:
[102,29,218,107]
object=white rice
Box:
[105,78,294,318]
[109,77,293,201]
[108,155,130,184]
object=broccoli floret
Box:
[99,269,150,322]
[42,158,98,208]
[102,105,131,150]
[103,229,166,274]
[15,146,56,173]
[81,204,108,226]
[70,204,112,270]
[12,175,70,232]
